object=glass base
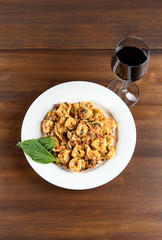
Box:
[107,79,140,106]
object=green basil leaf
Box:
[17,139,59,164]
[37,137,56,151]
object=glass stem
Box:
[121,82,128,93]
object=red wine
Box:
[111,46,148,82]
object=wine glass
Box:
[108,36,150,106]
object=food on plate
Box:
[42,101,117,172]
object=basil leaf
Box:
[17,137,55,151]
[37,137,56,151]
[17,139,59,164]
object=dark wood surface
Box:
[0,0,162,49]
[0,1,162,240]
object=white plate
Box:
[21,81,136,190]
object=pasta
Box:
[41,102,117,172]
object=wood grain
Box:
[0,0,162,238]
[0,0,161,49]
[0,49,162,240]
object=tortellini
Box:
[58,150,72,164]
[42,101,117,172]
[42,120,53,134]
[91,137,107,153]
[56,102,71,117]
[65,117,76,130]
[76,122,88,137]
[72,145,85,158]
[69,158,86,173]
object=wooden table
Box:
[0,1,162,239]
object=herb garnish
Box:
[88,159,92,164]
[17,137,59,164]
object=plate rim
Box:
[21,81,136,190]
